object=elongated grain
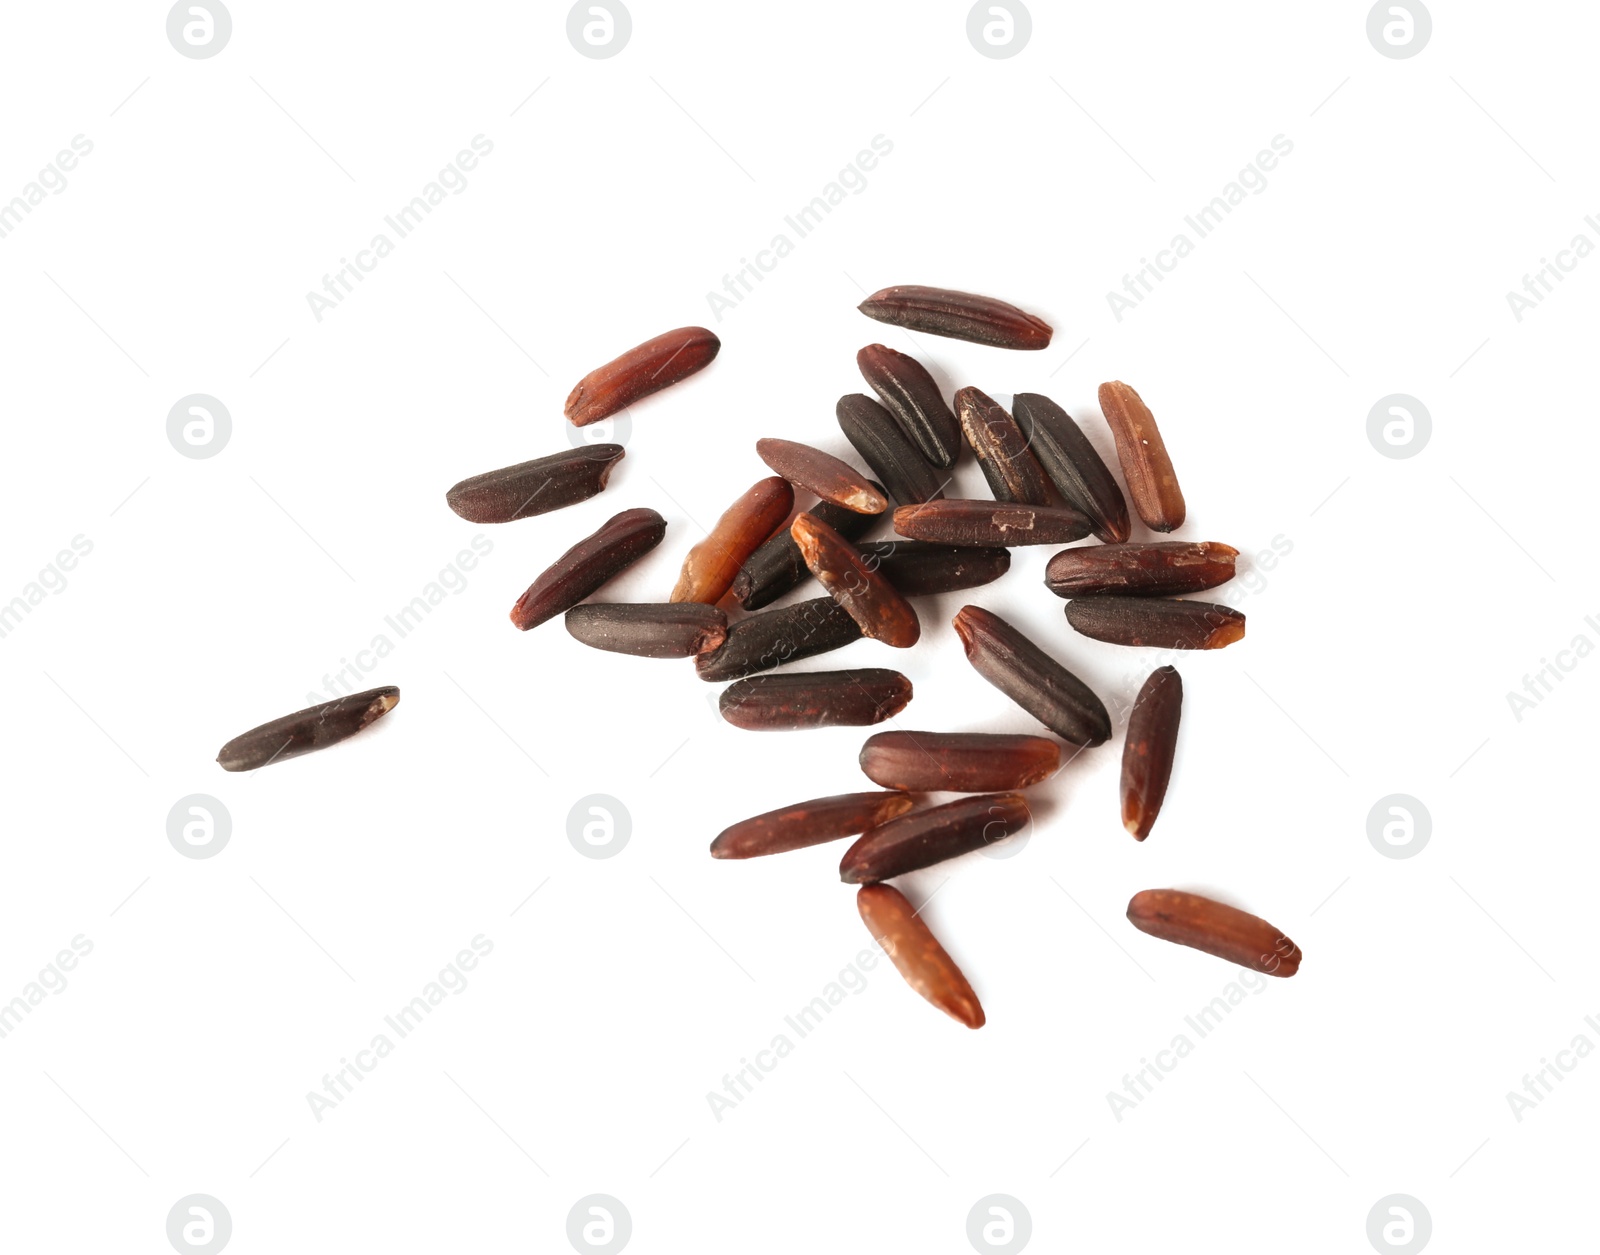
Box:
[791,513,920,648]
[1012,392,1131,543]
[858,285,1052,351]
[756,439,886,514]
[564,603,726,657]
[1045,542,1237,598]
[857,343,961,467]
[719,668,911,731]
[857,884,985,1028]
[955,387,1059,506]
[859,541,1010,595]
[859,732,1060,792]
[446,445,624,523]
[1099,381,1185,531]
[894,499,1090,547]
[951,605,1111,745]
[695,597,863,682]
[565,326,720,426]
[510,507,666,630]
[670,476,794,604]
[840,793,1030,882]
[836,394,947,507]
[1121,667,1181,840]
[217,686,399,771]
[1065,596,1245,650]
[1126,889,1301,977]
[710,791,915,859]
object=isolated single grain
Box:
[1065,596,1245,650]
[791,513,920,648]
[858,285,1052,351]
[718,668,911,730]
[510,507,666,630]
[860,732,1060,792]
[564,326,720,426]
[756,439,886,514]
[856,343,961,467]
[446,445,624,523]
[1126,889,1301,977]
[1011,392,1131,543]
[1121,667,1181,840]
[951,605,1111,745]
[1099,381,1185,531]
[857,884,985,1028]
[1045,542,1237,598]
[564,602,726,657]
[217,686,399,771]
[710,791,915,859]
[894,499,1091,547]
[671,476,794,604]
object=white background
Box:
[0,2,1590,1251]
